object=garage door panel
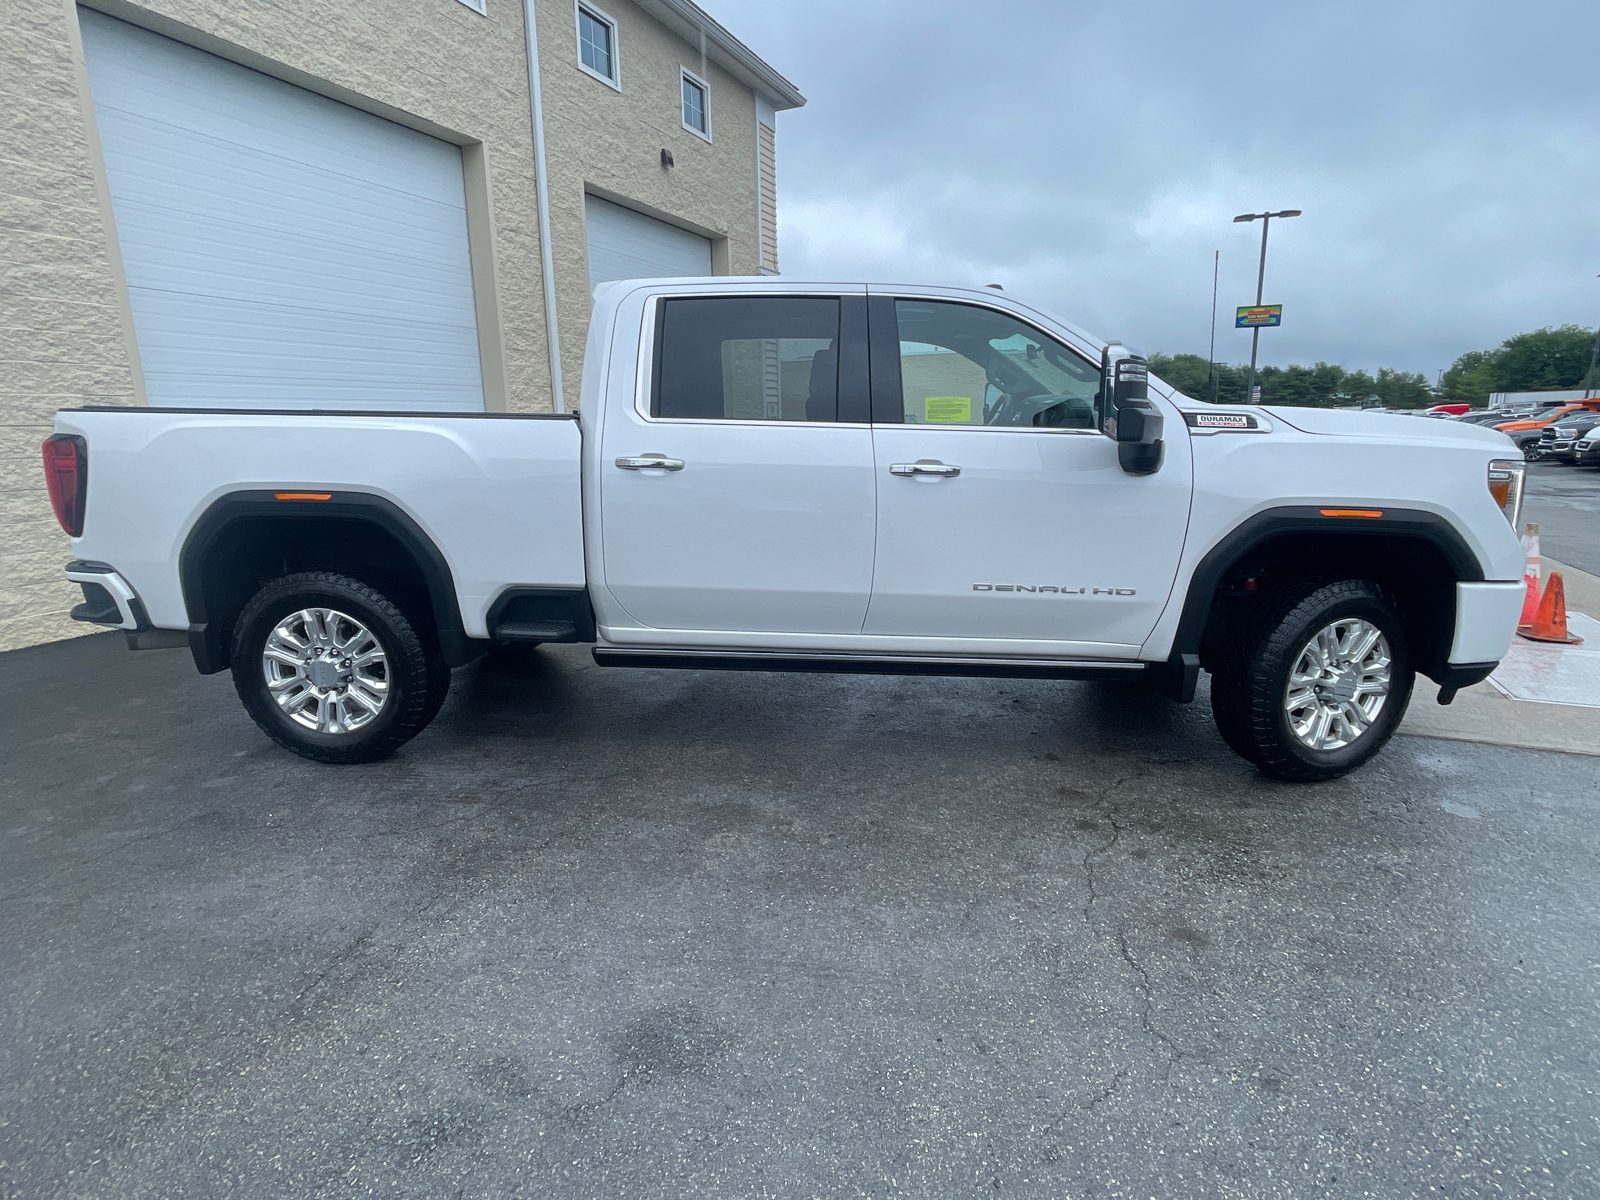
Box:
[109,206,479,323]
[82,19,466,209]
[585,194,712,295]
[136,302,486,408]
[81,9,484,411]
[93,109,474,259]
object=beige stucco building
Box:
[0,0,802,652]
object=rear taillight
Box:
[42,434,87,537]
[1487,458,1524,529]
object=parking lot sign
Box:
[1236,305,1283,328]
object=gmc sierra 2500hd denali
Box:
[44,279,1528,781]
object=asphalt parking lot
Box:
[4,631,1598,1199]
[1523,458,1600,576]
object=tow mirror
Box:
[1099,345,1164,475]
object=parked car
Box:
[1575,430,1600,468]
[1426,403,1472,416]
[44,279,1528,783]
[1536,413,1600,462]
[1493,400,1600,435]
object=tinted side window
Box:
[893,299,1101,429]
[654,297,841,421]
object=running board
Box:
[591,648,1149,682]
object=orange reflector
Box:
[1319,508,1383,518]
[274,492,332,501]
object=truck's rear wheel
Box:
[231,572,448,764]
[1210,579,1414,782]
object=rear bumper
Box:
[65,561,145,630]
[64,561,189,650]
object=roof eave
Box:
[630,0,806,110]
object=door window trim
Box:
[632,292,873,427]
[867,293,1106,435]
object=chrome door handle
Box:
[615,455,685,471]
[889,461,960,477]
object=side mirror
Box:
[1100,345,1164,475]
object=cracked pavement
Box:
[3,633,1598,1198]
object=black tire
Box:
[231,572,448,764]
[1210,579,1415,782]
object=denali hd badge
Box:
[974,585,1136,595]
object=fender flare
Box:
[178,490,485,673]
[1155,506,1487,700]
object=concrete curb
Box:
[1399,556,1600,757]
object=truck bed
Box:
[54,407,585,639]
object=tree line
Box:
[1147,354,1433,408]
[1149,324,1598,409]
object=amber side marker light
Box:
[1320,508,1384,518]
[274,492,332,501]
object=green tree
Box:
[1145,352,1211,397]
[1438,349,1497,405]
[1146,353,1251,404]
[1439,325,1599,403]
[1149,354,1433,408]
[1371,368,1434,408]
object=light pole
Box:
[1207,250,1219,403]
[1585,273,1600,399]
[1233,208,1301,402]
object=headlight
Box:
[1487,459,1524,529]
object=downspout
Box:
[522,0,565,412]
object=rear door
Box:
[862,294,1193,653]
[596,291,876,638]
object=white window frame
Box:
[679,67,712,142]
[574,1,621,91]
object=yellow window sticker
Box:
[924,396,972,423]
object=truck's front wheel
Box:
[1210,579,1414,782]
[230,572,448,764]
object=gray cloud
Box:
[712,0,1600,378]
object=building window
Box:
[576,3,619,88]
[681,69,710,140]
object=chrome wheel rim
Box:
[262,608,390,736]
[1284,617,1392,751]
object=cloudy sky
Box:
[711,0,1600,379]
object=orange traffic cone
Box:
[1518,571,1585,644]
[1518,572,1541,626]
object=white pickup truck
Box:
[44,279,1528,781]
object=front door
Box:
[864,296,1193,654]
[598,292,876,638]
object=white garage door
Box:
[80,11,484,410]
[585,195,712,296]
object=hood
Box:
[1257,406,1516,450]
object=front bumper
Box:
[1451,580,1525,665]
